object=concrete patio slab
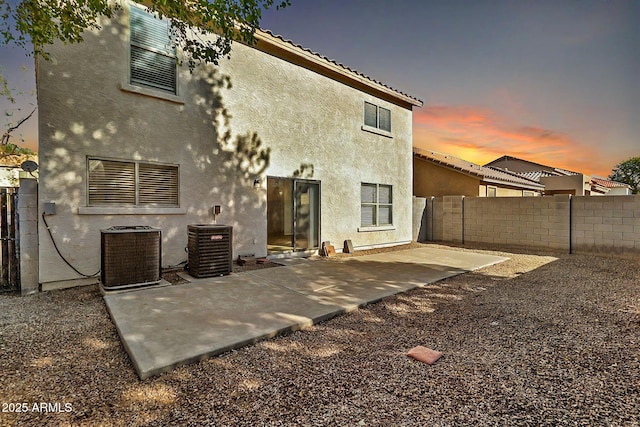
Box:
[104,246,507,379]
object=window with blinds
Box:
[361,183,393,227]
[88,158,179,207]
[363,102,391,132]
[130,6,176,94]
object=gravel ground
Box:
[0,244,638,426]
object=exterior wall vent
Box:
[187,224,233,277]
[101,226,162,290]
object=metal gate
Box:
[0,188,19,292]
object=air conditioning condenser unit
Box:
[101,226,162,290]
[187,224,232,277]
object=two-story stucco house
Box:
[36,1,422,290]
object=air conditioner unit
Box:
[101,226,162,290]
[187,224,233,277]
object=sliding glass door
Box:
[267,177,320,253]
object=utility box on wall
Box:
[187,224,233,277]
[101,226,162,290]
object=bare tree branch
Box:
[1,106,36,146]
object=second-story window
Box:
[364,102,391,132]
[130,6,177,94]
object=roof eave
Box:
[415,151,544,190]
[254,29,423,109]
[414,153,484,179]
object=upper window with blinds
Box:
[364,102,391,132]
[361,183,393,227]
[129,6,177,94]
[88,158,179,207]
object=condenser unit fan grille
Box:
[101,226,162,289]
[187,224,232,277]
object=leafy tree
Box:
[1,0,290,156]
[0,0,290,69]
[0,72,13,103]
[609,157,640,194]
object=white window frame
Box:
[362,101,393,137]
[360,183,393,229]
[487,186,497,197]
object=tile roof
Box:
[591,176,631,189]
[516,168,576,182]
[413,149,544,189]
[258,29,423,107]
[485,155,580,176]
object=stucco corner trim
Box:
[77,206,188,215]
[360,125,393,138]
[357,225,396,233]
[119,83,185,104]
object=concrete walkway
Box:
[104,246,507,379]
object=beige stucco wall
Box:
[479,184,540,197]
[606,187,632,196]
[541,174,590,195]
[413,158,480,197]
[37,4,416,288]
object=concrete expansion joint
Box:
[244,268,319,297]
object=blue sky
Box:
[2,0,639,175]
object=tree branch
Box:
[1,106,36,146]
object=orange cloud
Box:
[413,105,603,175]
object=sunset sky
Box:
[2,0,638,176]
[261,0,639,176]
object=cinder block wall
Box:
[416,195,640,257]
[572,195,640,256]
[463,195,571,250]
[18,178,39,295]
[442,196,464,243]
[425,197,444,242]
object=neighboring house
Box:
[0,166,21,187]
[484,155,563,175]
[413,149,544,197]
[485,155,628,196]
[37,1,422,289]
[591,176,632,195]
[540,173,594,196]
[0,155,39,187]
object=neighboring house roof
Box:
[414,149,545,190]
[591,176,632,189]
[485,155,555,172]
[486,155,631,195]
[516,168,576,182]
[485,155,579,176]
[255,29,423,108]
